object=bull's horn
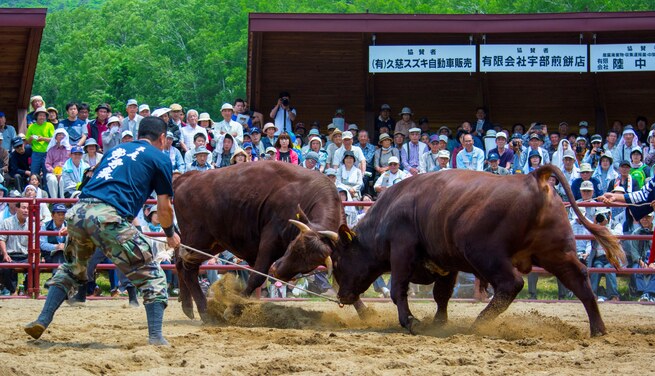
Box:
[289,219,311,233]
[324,256,333,278]
[317,230,339,242]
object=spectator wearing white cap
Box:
[394,107,416,138]
[374,156,409,196]
[487,131,514,169]
[61,146,89,198]
[456,133,485,171]
[26,95,45,125]
[582,134,604,169]
[331,131,365,174]
[558,150,580,197]
[270,91,296,135]
[571,163,602,200]
[120,99,143,138]
[138,104,150,117]
[434,150,451,172]
[305,135,327,173]
[101,116,122,152]
[179,109,207,155]
[400,127,428,175]
[419,135,444,173]
[121,130,134,143]
[213,103,243,145]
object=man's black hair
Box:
[279,91,290,98]
[193,132,207,142]
[78,103,90,111]
[138,116,167,141]
[234,98,245,105]
[65,102,78,111]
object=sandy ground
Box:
[0,284,653,376]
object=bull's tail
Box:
[532,165,626,269]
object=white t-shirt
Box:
[180,125,207,150]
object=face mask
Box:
[579,128,588,136]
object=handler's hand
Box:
[59,227,68,236]
[600,192,615,204]
[167,233,181,249]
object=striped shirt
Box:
[626,178,655,204]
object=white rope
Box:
[146,235,342,305]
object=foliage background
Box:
[2,0,655,114]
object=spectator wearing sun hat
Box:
[188,146,213,172]
[26,95,45,125]
[331,131,365,173]
[81,138,103,169]
[394,107,417,138]
[25,106,55,179]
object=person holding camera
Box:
[582,134,605,169]
[509,133,527,174]
[522,122,550,148]
[269,91,296,135]
[586,207,622,302]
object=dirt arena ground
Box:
[0,288,653,375]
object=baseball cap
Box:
[242,142,253,150]
[496,132,508,139]
[265,147,277,154]
[388,156,400,164]
[619,160,631,167]
[107,116,120,125]
[308,129,320,136]
[429,135,440,143]
[408,127,421,134]
[580,181,594,191]
[166,131,174,139]
[380,104,391,110]
[487,153,500,161]
[342,131,354,140]
[324,168,337,177]
[138,104,150,112]
[579,121,589,127]
[250,127,261,134]
[71,145,84,154]
[563,150,576,159]
[0,112,5,117]
[529,133,542,141]
[220,103,233,111]
[347,124,359,131]
[590,134,602,143]
[11,137,24,148]
[126,99,138,107]
[511,133,523,140]
[438,135,448,143]
[121,130,133,138]
[52,203,67,213]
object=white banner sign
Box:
[479,45,587,72]
[369,45,476,73]
[591,43,655,72]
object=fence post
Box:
[27,199,41,298]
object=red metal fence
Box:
[0,198,653,299]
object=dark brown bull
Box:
[275,164,625,336]
[173,161,343,322]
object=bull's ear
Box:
[338,224,355,244]
[296,204,310,224]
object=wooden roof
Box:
[247,12,655,135]
[0,8,47,129]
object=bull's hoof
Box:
[590,327,607,337]
[405,315,421,335]
[356,307,373,320]
[199,311,216,324]
[182,305,195,320]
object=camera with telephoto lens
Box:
[595,213,606,223]
[576,145,583,153]
[282,98,290,107]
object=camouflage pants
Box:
[49,199,168,305]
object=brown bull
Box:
[173,161,343,322]
[274,164,625,336]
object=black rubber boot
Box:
[24,286,67,339]
[144,302,169,346]
[127,286,139,308]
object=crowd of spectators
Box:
[0,93,654,302]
